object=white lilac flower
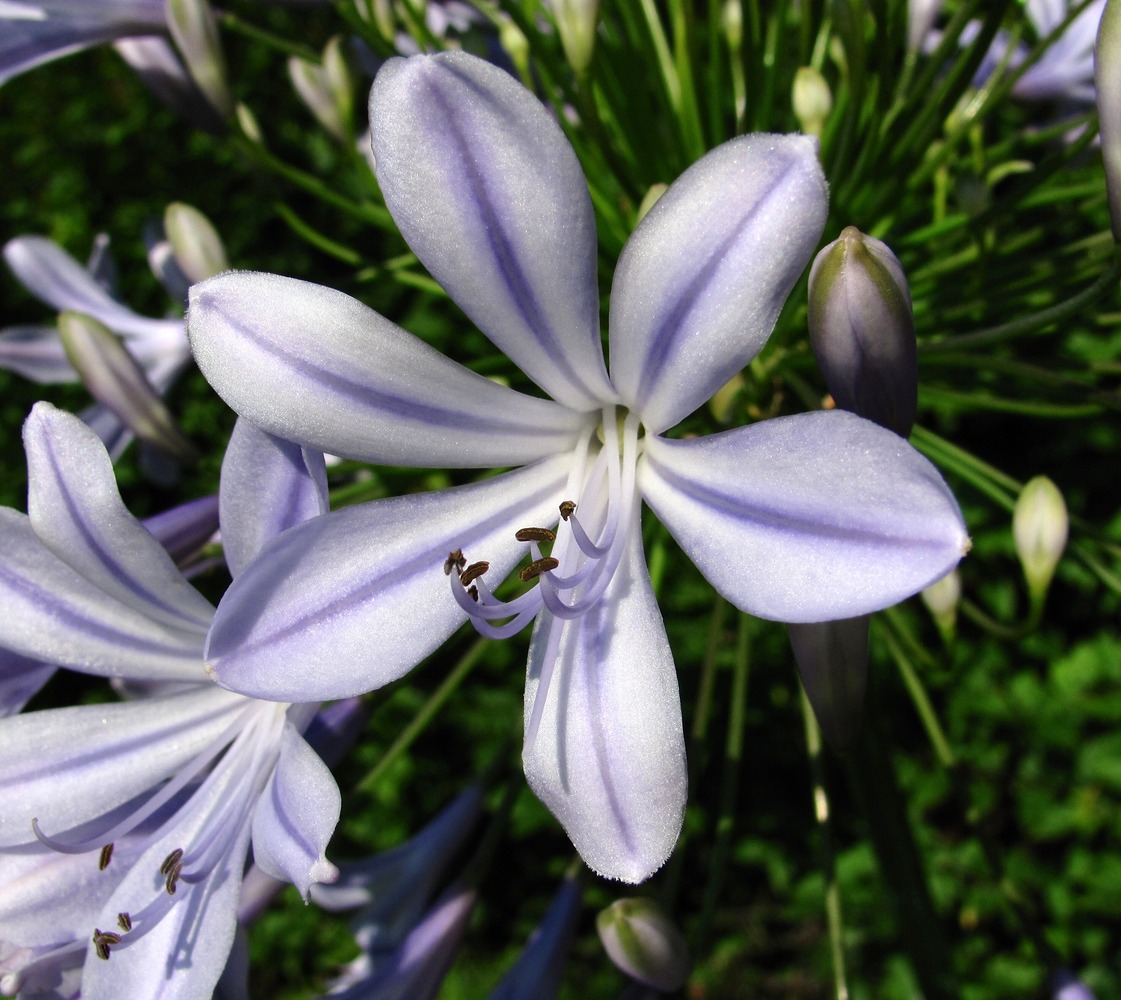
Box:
[1,235,191,461]
[188,51,969,882]
[0,404,338,998]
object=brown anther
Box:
[459,561,489,586]
[165,861,183,896]
[159,848,184,876]
[92,929,122,960]
[519,556,560,582]
[443,549,465,575]
[558,500,577,521]
[117,912,133,932]
[515,527,557,543]
[467,585,479,602]
[99,843,114,871]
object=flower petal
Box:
[0,508,207,679]
[523,504,687,883]
[639,411,970,621]
[142,494,220,567]
[188,271,588,468]
[3,235,173,339]
[23,402,214,631]
[207,454,573,702]
[609,134,828,433]
[369,51,614,411]
[250,722,340,900]
[0,324,77,383]
[219,419,327,578]
[0,686,247,847]
[0,649,54,717]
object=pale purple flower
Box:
[1015,0,1105,104]
[0,405,338,998]
[2,235,191,461]
[188,51,969,882]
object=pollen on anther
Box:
[92,929,122,960]
[515,527,556,543]
[443,549,465,575]
[159,848,184,875]
[99,843,114,870]
[519,556,560,582]
[117,912,133,932]
[559,500,577,521]
[459,561,489,586]
[165,861,183,895]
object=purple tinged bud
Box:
[1096,0,1121,241]
[596,898,690,992]
[808,226,918,438]
[1013,475,1068,601]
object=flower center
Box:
[446,405,641,637]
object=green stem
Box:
[356,637,491,793]
[218,11,321,61]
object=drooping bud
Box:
[549,0,601,76]
[288,36,354,144]
[1096,0,1121,241]
[793,67,832,138]
[788,615,869,750]
[1013,476,1068,605]
[58,312,198,464]
[808,226,917,438]
[596,898,690,992]
[164,202,228,286]
[921,568,961,643]
[166,0,232,122]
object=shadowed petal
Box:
[0,508,207,679]
[640,411,970,622]
[369,51,615,411]
[219,419,328,578]
[0,324,77,383]
[788,616,869,750]
[609,134,827,434]
[207,454,573,702]
[0,686,247,847]
[23,403,213,631]
[523,504,686,883]
[189,272,588,469]
[250,722,340,899]
[0,649,54,717]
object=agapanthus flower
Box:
[188,51,968,882]
[0,404,338,997]
[2,234,191,461]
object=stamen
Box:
[159,848,184,876]
[165,861,183,895]
[467,585,479,602]
[559,500,577,521]
[515,527,556,543]
[117,912,133,932]
[92,929,121,961]
[459,561,489,586]
[98,843,114,870]
[519,557,559,582]
[443,549,465,575]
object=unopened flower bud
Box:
[636,183,668,224]
[1096,0,1121,241]
[166,0,232,121]
[1013,476,1068,602]
[922,568,961,642]
[289,37,354,144]
[596,898,689,992]
[808,227,917,437]
[549,0,601,76]
[793,67,832,138]
[164,202,228,285]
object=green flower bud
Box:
[549,0,601,77]
[596,898,690,992]
[288,37,354,145]
[1013,476,1068,603]
[1096,0,1121,241]
[793,66,832,138]
[808,227,917,437]
[164,202,228,285]
[166,0,232,121]
[922,568,961,643]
